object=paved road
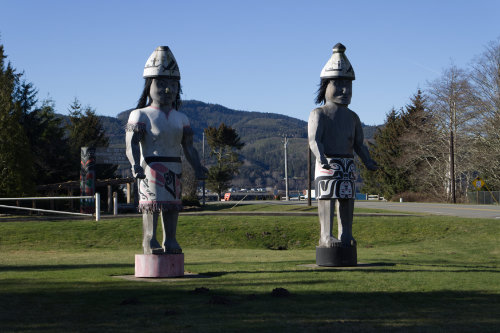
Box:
[356,201,500,219]
[222,200,500,219]
[3,200,497,221]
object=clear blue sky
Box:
[1,0,499,125]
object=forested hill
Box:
[103,100,377,189]
[115,100,309,143]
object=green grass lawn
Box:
[0,208,498,332]
[195,202,412,214]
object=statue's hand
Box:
[195,166,208,180]
[321,163,331,170]
[132,165,146,179]
[365,159,379,171]
[320,158,331,170]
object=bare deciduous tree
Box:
[427,64,477,202]
[181,155,198,203]
[469,37,500,189]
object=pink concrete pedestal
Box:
[135,254,184,278]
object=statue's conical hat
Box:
[320,43,355,80]
[143,46,180,79]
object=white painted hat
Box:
[143,46,181,79]
[320,43,355,80]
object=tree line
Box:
[360,37,500,202]
[0,42,109,197]
[3,36,498,203]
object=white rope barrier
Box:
[0,204,92,217]
[0,196,93,201]
[0,194,100,221]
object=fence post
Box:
[126,183,131,204]
[107,185,112,213]
[113,192,118,215]
[95,193,100,221]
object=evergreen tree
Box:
[360,108,409,199]
[0,43,35,196]
[402,90,428,130]
[399,90,437,194]
[13,77,75,185]
[204,123,244,199]
[67,98,109,149]
[27,99,73,184]
[66,98,110,179]
[16,81,37,117]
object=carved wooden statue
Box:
[126,46,206,254]
[308,43,377,265]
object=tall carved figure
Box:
[126,46,206,255]
[308,43,377,266]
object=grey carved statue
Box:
[308,43,377,264]
[126,46,207,255]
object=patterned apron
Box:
[138,156,182,212]
[315,157,356,199]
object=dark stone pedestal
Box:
[135,253,184,278]
[316,245,357,267]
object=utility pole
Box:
[284,136,289,201]
[307,147,312,206]
[202,131,206,205]
[450,101,456,204]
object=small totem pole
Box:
[80,147,96,214]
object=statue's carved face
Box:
[326,79,352,105]
[150,77,179,107]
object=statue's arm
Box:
[181,126,207,180]
[308,108,329,169]
[125,110,146,179]
[353,113,378,171]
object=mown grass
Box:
[0,210,498,332]
[197,202,410,214]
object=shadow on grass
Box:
[0,284,498,332]
[188,260,498,275]
[397,261,499,270]
[200,267,499,277]
[4,260,495,275]
[0,263,132,272]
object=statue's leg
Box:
[336,198,356,246]
[318,199,340,247]
[161,210,182,254]
[142,212,162,254]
